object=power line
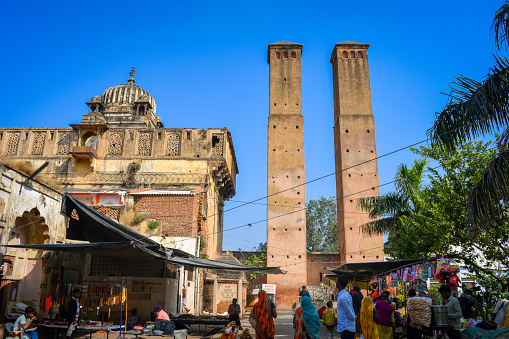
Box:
[156,113,493,237]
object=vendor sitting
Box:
[146,305,170,325]
[127,308,140,330]
[13,306,38,339]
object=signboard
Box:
[218,283,238,300]
[262,284,276,295]
[252,288,259,295]
[132,280,163,293]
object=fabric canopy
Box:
[8,193,285,274]
[167,256,287,274]
[327,257,438,282]
[4,242,153,257]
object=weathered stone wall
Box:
[306,252,341,286]
[330,42,384,264]
[266,42,307,309]
[0,164,67,315]
[133,194,201,237]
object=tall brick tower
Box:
[330,42,384,264]
[266,41,307,307]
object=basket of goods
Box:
[407,297,432,327]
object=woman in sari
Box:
[293,296,320,339]
[360,296,379,339]
[219,321,238,339]
[249,290,276,339]
[375,292,395,339]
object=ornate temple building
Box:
[0,67,238,316]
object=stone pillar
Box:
[330,42,384,264]
[213,278,218,315]
[237,279,243,315]
[266,41,307,309]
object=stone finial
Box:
[128,66,136,84]
[91,95,101,102]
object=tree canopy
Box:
[305,196,339,252]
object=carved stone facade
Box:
[0,69,239,260]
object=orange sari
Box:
[249,290,275,339]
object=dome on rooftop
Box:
[100,67,157,114]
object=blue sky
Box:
[0,1,501,251]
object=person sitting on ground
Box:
[13,306,38,339]
[146,305,170,325]
[322,301,338,339]
[219,321,238,339]
[228,298,243,330]
[127,308,139,330]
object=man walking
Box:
[336,275,356,339]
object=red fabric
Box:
[317,306,326,319]
[45,296,52,311]
[249,290,274,339]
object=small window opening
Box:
[284,78,287,81]
[186,131,191,139]
[212,135,220,148]
[49,131,54,140]
[350,227,353,230]
[157,132,162,140]
[371,150,374,153]
[367,130,370,133]
[273,228,275,231]
[350,200,353,203]
[291,51,297,58]
[275,52,281,59]
[342,51,348,58]
[320,273,323,281]
[273,149,276,151]
[376,255,379,259]
[285,228,287,231]
[273,125,276,128]
[297,176,300,178]
[297,191,300,195]
[299,255,301,258]
[348,174,351,177]
[350,255,353,258]
[0,132,3,140]
[298,202,301,204]
[363,255,366,259]
[273,103,276,106]
[296,125,299,129]
[358,51,364,58]
[287,255,289,258]
[272,255,274,258]
[346,149,350,152]
[345,129,349,133]
[299,228,301,231]
[283,51,288,58]
[350,51,356,58]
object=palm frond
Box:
[361,216,401,235]
[428,57,509,150]
[467,149,509,231]
[395,159,428,195]
[357,193,410,219]
[492,1,509,51]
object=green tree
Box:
[380,141,509,290]
[357,158,428,236]
[428,1,509,230]
[305,196,339,252]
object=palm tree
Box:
[358,158,428,235]
[428,1,509,232]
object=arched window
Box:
[357,51,364,58]
[275,52,281,59]
[291,51,296,58]
[342,51,348,58]
[350,51,356,58]
[283,51,288,58]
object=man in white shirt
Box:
[14,306,38,339]
[336,275,356,339]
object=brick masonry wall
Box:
[134,194,200,237]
